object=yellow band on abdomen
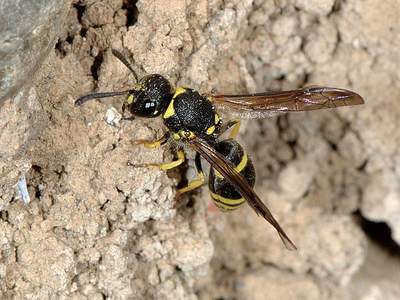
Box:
[210,191,245,210]
[214,153,248,179]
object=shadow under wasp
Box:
[75,49,364,250]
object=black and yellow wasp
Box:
[75,49,364,250]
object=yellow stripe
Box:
[214,202,238,211]
[163,87,187,119]
[176,130,195,139]
[211,192,245,211]
[210,192,245,206]
[173,87,186,98]
[215,153,248,179]
[163,99,175,118]
[206,125,215,135]
[127,94,135,104]
[236,153,248,173]
[214,113,220,124]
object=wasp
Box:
[75,49,364,250]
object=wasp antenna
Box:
[111,49,139,82]
[74,91,129,106]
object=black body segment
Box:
[163,88,220,137]
[209,139,256,211]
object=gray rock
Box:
[0,0,69,102]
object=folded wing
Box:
[189,136,297,250]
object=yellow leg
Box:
[143,139,165,149]
[178,172,205,194]
[229,120,241,139]
[133,133,169,149]
[152,150,185,170]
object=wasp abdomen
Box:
[209,139,255,211]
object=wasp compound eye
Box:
[131,94,160,117]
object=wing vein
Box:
[210,86,364,118]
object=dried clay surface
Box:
[0,0,400,299]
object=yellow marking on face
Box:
[163,99,175,119]
[173,87,186,98]
[214,113,220,124]
[206,125,216,135]
[214,153,248,179]
[127,94,135,104]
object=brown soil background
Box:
[1,0,400,299]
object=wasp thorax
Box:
[127,74,173,118]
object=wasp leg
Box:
[133,132,170,149]
[178,173,205,193]
[178,153,205,193]
[156,150,185,170]
[219,120,241,139]
[132,149,185,170]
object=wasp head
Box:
[126,74,173,118]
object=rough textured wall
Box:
[0,0,399,299]
[0,0,70,102]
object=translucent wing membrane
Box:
[190,137,297,250]
[211,86,364,118]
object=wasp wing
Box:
[189,136,297,250]
[210,86,364,118]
